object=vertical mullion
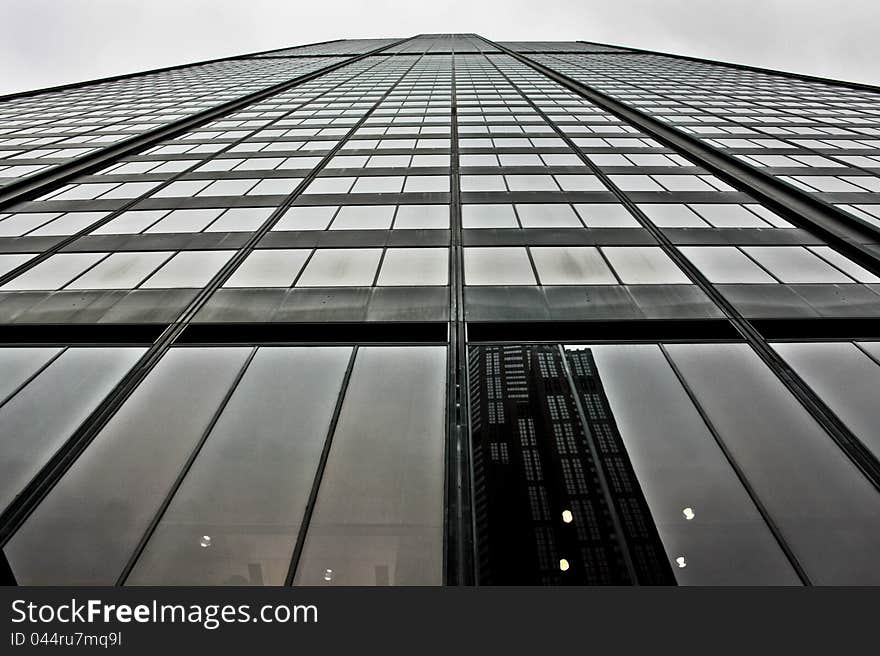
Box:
[657,343,811,585]
[445,48,476,586]
[115,346,259,586]
[284,346,359,586]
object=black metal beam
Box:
[445,50,476,586]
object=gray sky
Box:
[1,0,878,96]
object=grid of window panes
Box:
[3,36,880,588]
[455,53,880,322]
[527,52,880,232]
[0,52,457,325]
[253,39,403,57]
[499,41,632,53]
[0,344,446,585]
[387,34,495,54]
[0,57,350,187]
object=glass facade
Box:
[2,35,880,586]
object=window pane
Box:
[92,210,167,235]
[808,246,880,283]
[247,178,302,196]
[462,204,517,228]
[665,343,880,585]
[506,175,558,191]
[205,207,274,233]
[66,252,173,289]
[690,204,768,228]
[679,247,776,283]
[29,212,107,237]
[331,205,394,230]
[0,347,61,405]
[0,347,144,514]
[575,204,640,227]
[1,253,106,291]
[145,209,223,233]
[394,205,449,229]
[351,176,403,193]
[461,175,505,192]
[774,342,880,461]
[127,347,352,585]
[464,247,536,285]
[742,247,852,283]
[516,204,581,228]
[198,179,258,197]
[601,247,690,284]
[638,204,707,228]
[4,347,252,585]
[296,249,382,287]
[275,206,337,231]
[0,213,58,237]
[377,248,448,286]
[294,346,446,585]
[0,253,36,278]
[224,249,310,287]
[141,250,234,288]
[531,247,616,285]
[588,344,800,585]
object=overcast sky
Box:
[1,0,878,95]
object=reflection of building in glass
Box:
[3,35,880,586]
[470,344,672,584]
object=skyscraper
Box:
[1,34,880,586]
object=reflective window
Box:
[462,204,518,228]
[393,205,449,229]
[127,347,352,585]
[66,252,173,289]
[1,253,106,291]
[331,205,394,230]
[742,247,853,283]
[639,204,708,228]
[516,204,582,228]
[587,344,801,584]
[144,209,222,234]
[574,204,640,227]
[679,247,776,284]
[0,347,144,515]
[0,347,61,405]
[464,247,536,285]
[774,342,880,461]
[275,206,336,231]
[0,253,37,278]
[141,250,234,288]
[4,347,252,584]
[224,250,310,287]
[376,248,448,286]
[601,247,690,284]
[296,249,382,287]
[531,247,616,285]
[665,343,880,585]
[294,346,446,585]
